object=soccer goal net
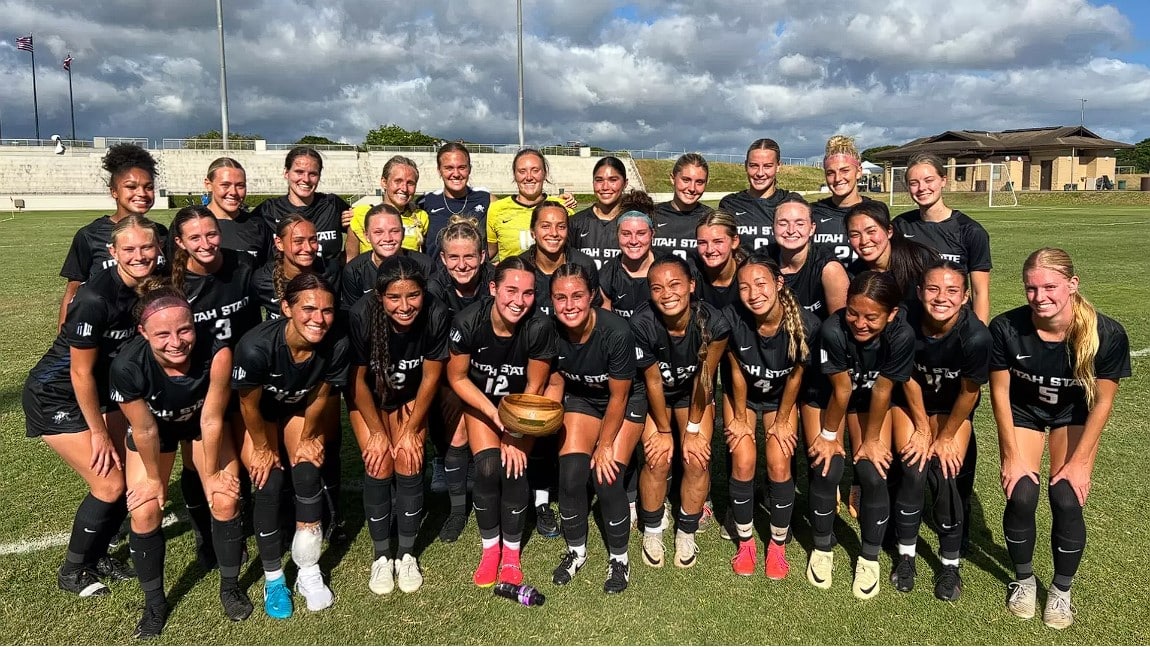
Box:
[887,162,1018,208]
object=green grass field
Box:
[1,202,1147,645]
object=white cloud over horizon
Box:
[1,0,1147,158]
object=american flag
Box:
[15,35,33,53]
[63,54,72,71]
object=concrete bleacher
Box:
[1,143,646,210]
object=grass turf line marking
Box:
[0,512,181,556]
[1132,347,1150,358]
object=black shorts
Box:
[563,391,648,424]
[22,376,88,438]
[1011,409,1085,432]
[127,425,200,454]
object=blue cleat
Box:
[263,576,293,620]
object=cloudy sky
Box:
[2,0,1149,159]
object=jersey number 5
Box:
[1038,385,1059,405]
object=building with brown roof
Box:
[873,126,1132,191]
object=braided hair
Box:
[367,255,427,404]
[649,255,716,399]
[739,254,809,363]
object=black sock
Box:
[501,464,530,546]
[252,468,285,573]
[472,449,502,541]
[1003,477,1039,580]
[854,459,889,561]
[893,456,927,550]
[928,459,964,560]
[676,508,703,534]
[767,478,796,542]
[291,461,324,525]
[395,473,424,558]
[321,431,343,523]
[729,477,754,540]
[211,515,245,587]
[363,474,393,559]
[64,493,121,571]
[558,453,592,548]
[1050,480,1086,591]
[593,462,631,556]
[444,444,470,513]
[181,469,213,552]
[129,528,167,607]
[638,505,664,534]
[808,455,844,550]
[91,494,128,563]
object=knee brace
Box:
[558,453,592,547]
[471,449,502,540]
[291,462,324,525]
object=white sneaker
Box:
[295,564,334,611]
[852,557,881,600]
[807,549,834,589]
[1043,586,1074,629]
[641,532,665,568]
[369,556,394,595]
[674,530,699,568]
[1006,576,1037,620]
[396,554,424,593]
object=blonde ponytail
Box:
[1024,248,1100,407]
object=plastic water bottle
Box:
[493,582,545,607]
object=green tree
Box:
[1116,138,1150,173]
[186,129,261,141]
[861,145,897,163]
[364,124,440,148]
[297,135,343,146]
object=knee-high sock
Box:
[558,454,592,549]
[211,515,245,588]
[593,462,631,557]
[444,444,470,513]
[129,528,166,607]
[767,478,796,543]
[893,455,928,550]
[808,455,844,550]
[251,468,286,573]
[395,473,424,558]
[1049,480,1086,591]
[1003,477,1039,580]
[363,474,393,559]
[472,449,502,542]
[729,477,755,541]
[63,493,122,572]
[854,459,889,561]
[501,464,531,547]
[181,468,213,552]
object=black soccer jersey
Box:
[254,193,350,269]
[770,242,837,320]
[340,250,434,311]
[232,317,350,420]
[718,189,802,252]
[819,308,915,412]
[427,262,496,316]
[517,247,602,317]
[109,334,228,443]
[348,294,451,410]
[598,257,653,320]
[59,215,169,282]
[810,196,883,266]
[894,306,991,415]
[183,248,261,346]
[250,259,341,320]
[631,300,731,408]
[892,209,992,274]
[418,188,492,259]
[216,210,270,264]
[568,207,621,269]
[28,267,143,397]
[652,201,713,259]
[448,297,559,402]
[990,306,1131,428]
[555,308,639,403]
[689,252,740,310]
[722,302,820,411]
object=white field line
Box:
[0,512,182,556]
[1132,347,1150,358]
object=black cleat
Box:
[603,559,630,594]
[132,602,169,640]
[96,555,135,581]
[890,554,916,593]
[58,565,109,597]
[934,564,963,601]
[220,585,254,621]
[552,550,586,585]
[438,510,468,543]
[535,504,560,539]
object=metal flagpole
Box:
[516,0,524,148]
[16,34,39,140]
[64,55,76,142]
[216,0,231,150]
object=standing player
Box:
[517,202,601,317]
[771,196,849,320]
[846,201,938,301]
[346,156,430,258]
[632,256,730,569]
[253,146,351,269]
[599,194,659,320]
[894,153,992,324]
[547,263,645,593]
[719,139,801,251]
[251,216,338,320]
[24,215,161,597]
[487,149,576,262]
[991,248,1130,629]
[810,271,915,599]
[887,261,991,600]
[203,157,268,262]
[569,156,629,268]
[810,136,881,265]
[419,143,493,260]
[232,274,349,618]
[341,204,433,309]
[446,257,559,587]
[58,144,168,328]
[692,210,747,309]
[722,255,819,578]
[653,154,713,259]
[427,217,495,542]
[347,257,450,595]
[111,288,248,637]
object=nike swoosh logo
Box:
[814,509,834,517]
[1005,537,1027,544]
[899,509,918,516]
[903,234,914,239]
[940,523,958,530]
[1056,546,1082,554]
[809,568,826,584]
[608,517,627,527]
[860,581,877,595]
[444,466,462,472]
[1016,354,1031,360]
[83,528,98,534]
[369,515,388,522]
[775,502,793,509]
[269,373,283,378]
[628,411,640,417]
[820,218,832,223]
[473,505,488,511]
[477,347,489,353]
[404,509,423,517]
[656,223,668,228]
[876,516,889,526]
[430,208,445,213]
[616,294,627,300]
[733,498,750,505]
[579,232,589,238]
[510,506,528,516]
[258,530,278,537]
[560,513,579,521]
[739,345,753,352]
[558,356,565,361]
[735,211,747,216]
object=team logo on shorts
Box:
[232,366,247,381]
[52,411,74,425]
[110,389,124,403]
[450,328,462,343]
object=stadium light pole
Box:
[517,0,524,148]
[1080,98,1087,126]
[217,0,231,150]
